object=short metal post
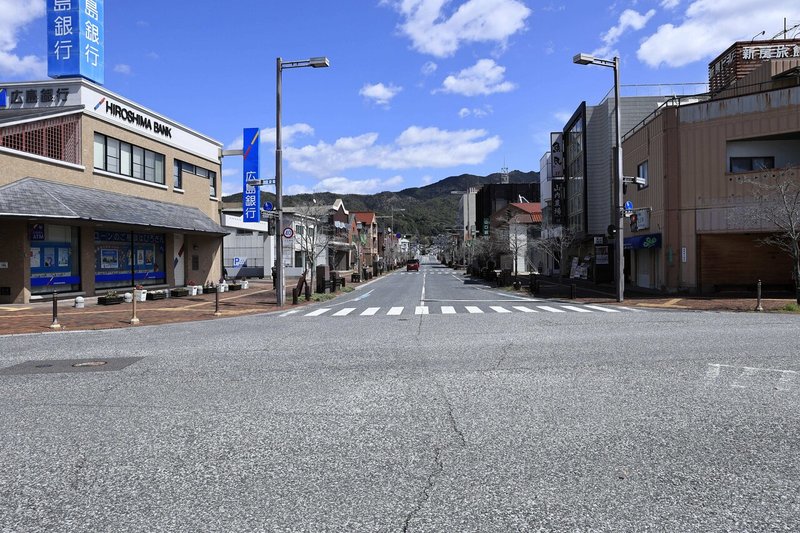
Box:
[292,288,298,305]
[213,288,222,316]
[130,292,140,325]
[570,283,576,300]
[755,279,764,312]
[49,290,61,329]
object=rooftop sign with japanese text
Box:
[47,0,105,85]
[242,128,261,223]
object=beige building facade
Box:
[0,78,226,304]
[622,42,800,294]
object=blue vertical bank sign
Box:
[47,0,105,85]
[242,128,260,223]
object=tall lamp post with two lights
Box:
[573,53,624,302]
[275,56,329,306]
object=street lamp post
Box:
[275,56,329,306]
[573,53,624,302]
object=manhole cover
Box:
[0,357,143,376]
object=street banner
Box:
[242,127,260,223]
[550,132,564,180]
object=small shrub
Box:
[781,303,800,313]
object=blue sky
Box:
[3,0,799,196]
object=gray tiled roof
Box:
[0,178,227,235]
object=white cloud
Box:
[592,8,656,59]
[285,126,501,177]
[0,0,46,78]
[421,61,438,75]
[287,175,405,195]
[386,0,531,57]
[225,123,315,150]
[438,59,516,96]
[638,0,800,68]
[554,110,572,124]
[114,64,132,75]
[660,0,680,8]
[359,82,402,106]
[458,105,493,118]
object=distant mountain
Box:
[222,170,540,238]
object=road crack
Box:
[402,446,443,532]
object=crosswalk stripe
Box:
[465,306,483,314]
[512,306,537,313]
[361,307,380,316]
[538,305,565,313]
[561,305,592,313]
[332,308,355,316]
[305,308,330,316]
[489,306,511,313]
[441,306,456,314]
[387,307,403,315]
[583,304,620,313]
[415,306,429,315]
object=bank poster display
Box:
[94,231,165,287]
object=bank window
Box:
[173,161,182,189]
[94,133,164,185]
[209,171,217,197]
[174,160,217,197]
[93,133,105,169]
[637,160,649,189]
[730,156,774,173]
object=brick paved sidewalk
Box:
[0,279,327,336]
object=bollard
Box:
[49,291,61,329]
[213,288,222,316]
[74,296,85,309]
[755,279,764,312]
[292,288,299,305]
[130,291,140,325]
[570,283,576,300]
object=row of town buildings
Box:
[452,37,800,294]
[0,77,408,304]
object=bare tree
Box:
[741,165,800,303]
[529,227,577,278]
[291,202,333,291]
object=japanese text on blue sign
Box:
[47,0,105,85]
[242,128,260,223]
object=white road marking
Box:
[279,309,301,317]
[332,308,355,316]
[441,306,456,314]
[305,308,330,317]
[420,273,426,306]
[465,306,483,314]
[583,305,620,313]
[512,306,537,313]
[415,306,429,315]
[387,307,404,316]
[489,306,511,313]
[360,307,380,316]
[561,305,592,313]
[538,306,565,313]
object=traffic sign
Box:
[263,201,274,211]
[624,200,634,211]
[282,227,294,239]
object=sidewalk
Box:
[0,278,333,336]
[0,273,796,336]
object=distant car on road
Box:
[406,259,420,271]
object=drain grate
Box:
[0,357,143,376]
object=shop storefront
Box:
[94,231,166,290]
[29,223,81,295]
[624,233,662,289]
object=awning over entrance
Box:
[624,233,662,250]
[0,177,227,234]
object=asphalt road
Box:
[1,258,799,532]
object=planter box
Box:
[204,286,217,294]
[241,280,249,289]
[187,286,199,296]
[146,292,166,300]
[134,289,147,302]
[171,288,189,297]
[98,295,124,305]
[228,284,242,291]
